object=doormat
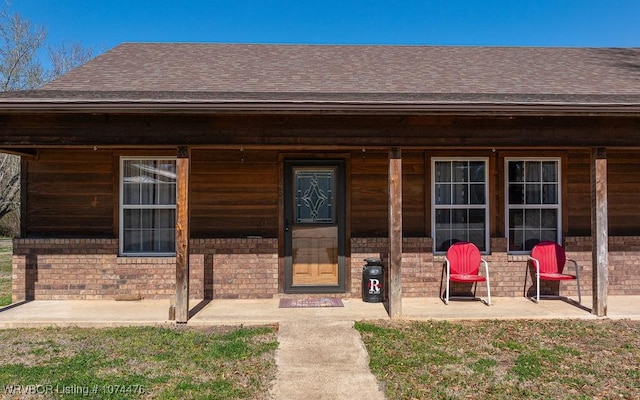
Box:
[279,297,344,308]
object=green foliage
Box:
[0,235,13,306]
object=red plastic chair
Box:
[444,242,491,305]
[529,241,581,304]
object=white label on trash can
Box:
[368,279,381,294]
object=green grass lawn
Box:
[0,239,11,306]
[356,319,640,400]
[0,325,278,400]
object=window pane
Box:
[453,184,468,204]
[510,230,524,252]
[451,230,467,243]
[140,209,154,229]
[435,209,450,229]
[435,162,451,182]
[452,162,468,182]
[509,209,524,229]
[469,209,485,226]
[542,184,557,204]
[541,230,557,242]
[123,183,140,205]
[541,209,557,228]
[140,230,153,252]
[295,170,334,223]
[469,184,485,204]
[452,209,467,227]
[155,209,176,229]
[509,161,524,183]
[124,209,140,229]
[123,229,141,253]
[140,183,156,205]
[525,209,540,229]
[509,184,524,204]
[158,229,175,252]
[542,161,558,182]
[435,184,451,205]
[158,182,176,205]
[525,183,541,204]
[469,161,485,182]
[525,161,541,182]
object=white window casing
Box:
[119,157,177,256]
[432,158,489,254]
[505,158,561,254]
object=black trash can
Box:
[362,258,384,303]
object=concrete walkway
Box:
[270,319,385,400]
[1,297,639,400]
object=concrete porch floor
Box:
[0,296,638,328]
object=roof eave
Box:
[0,100,639,116]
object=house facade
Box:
[1,44,639,320]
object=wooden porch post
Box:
[388,147,402,319]
[175,146,191,323]
[590,147,608,317]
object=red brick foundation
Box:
[12,238,277,301]
[11,236,640,302]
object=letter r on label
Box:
[368,279,380,293]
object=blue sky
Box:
[10,0,640,55]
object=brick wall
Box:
[351,236,640,299]
[12,238,278,301]
[190,239,279,299]
[11,236,640,302]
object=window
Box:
[432,159,488,253]
[506,159,560,253]
[120,158,176,255]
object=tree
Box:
[48,41,93,80]
[0,5,93,235]
[0,8,46,91]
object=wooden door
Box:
[284,161,345,293]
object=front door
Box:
[284,160,346,293]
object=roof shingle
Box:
[2,43,640,109]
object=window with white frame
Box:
[506,159,560,253]
[432,159,488,253]
[120,158,176,255]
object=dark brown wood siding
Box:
[565,149,640,236]
[607,150,640,235]
[21,147,640,239]
[190,149,279,238]
[25,149,114,237]
[349,150,425,237]
[566,150,592,236]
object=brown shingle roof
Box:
[2,43,640,111]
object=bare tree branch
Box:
[0,9,47,91]
[48,41,93,79]
[0,4,94,235]
[0,153,19,221]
